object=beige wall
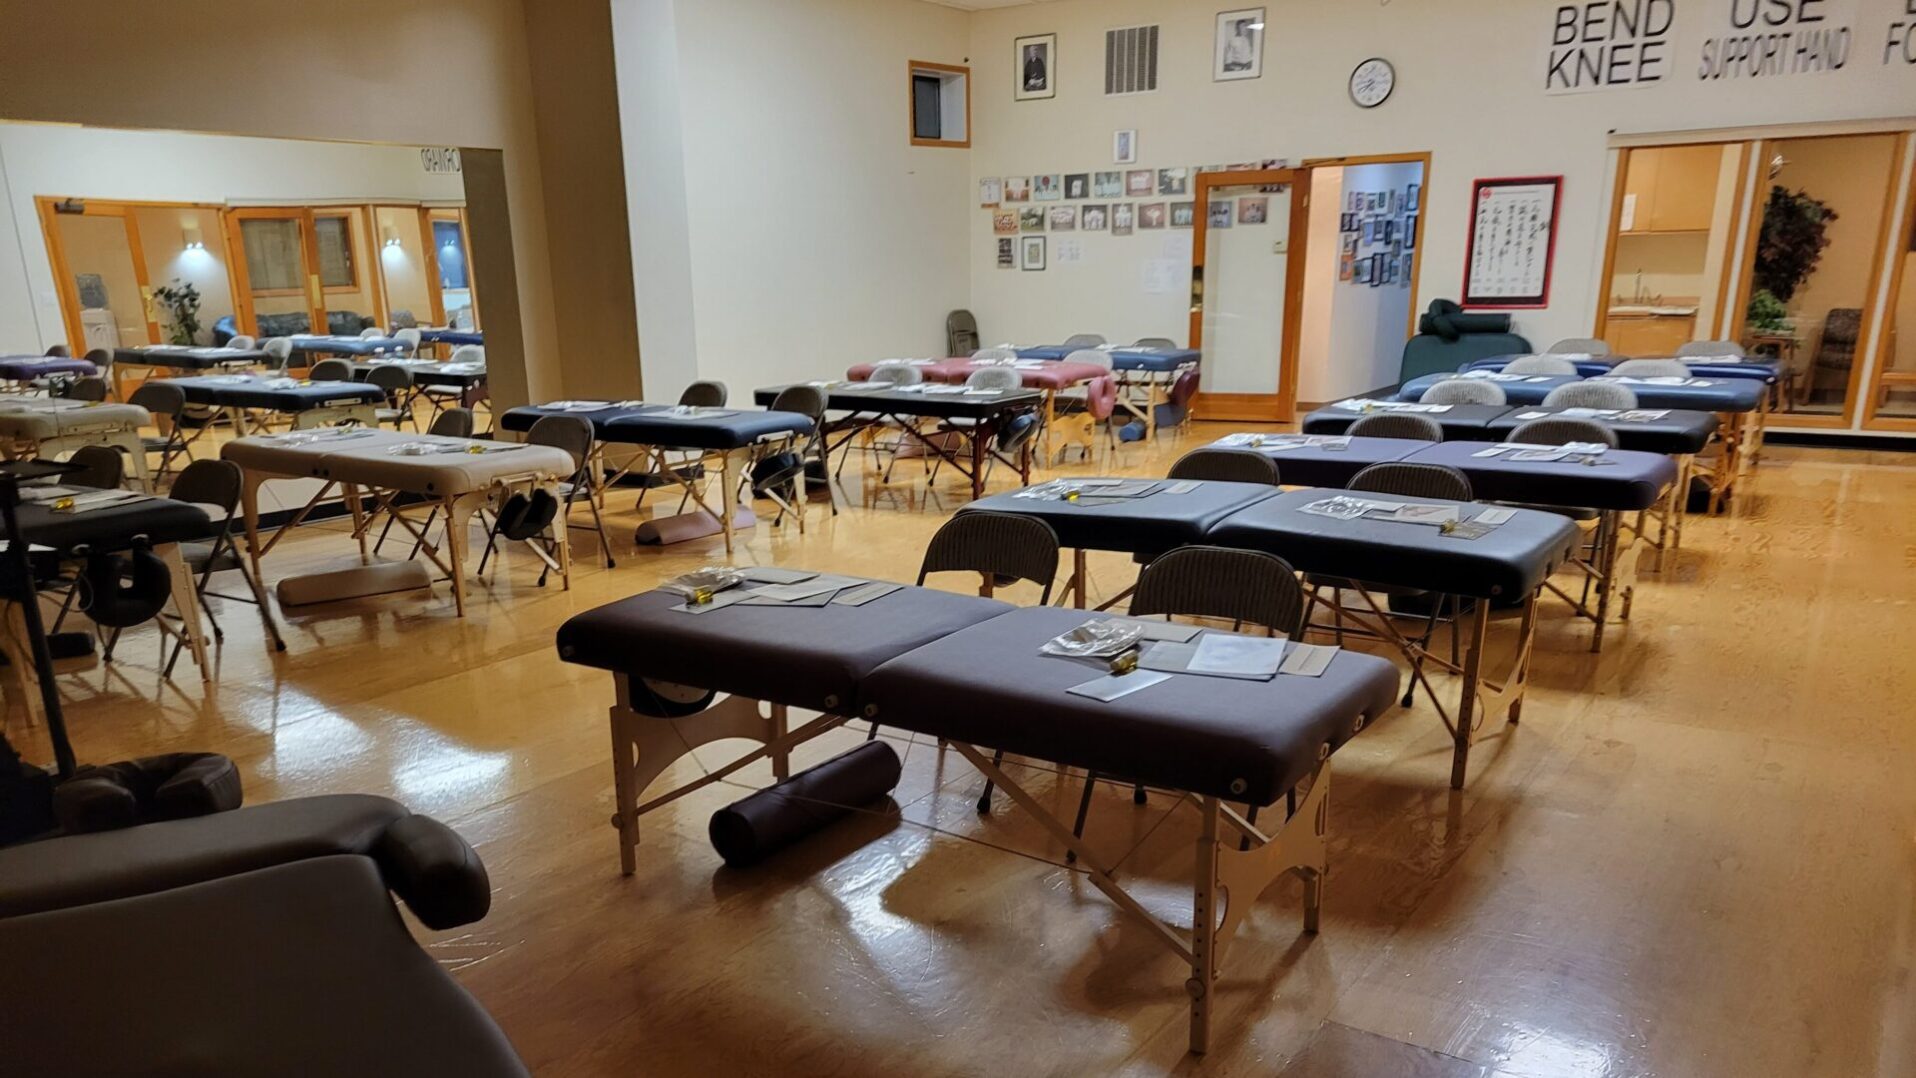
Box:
[0,0,637,409]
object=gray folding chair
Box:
[309,359,353,382]
[227,334,258,351]
[1345,413,1443,441]
[1061,333,1106,348]
[363,364,416,429]
[679,381,728,407]
[428,407,475,439]
[482,414,612,577]
[1543,381,1638,409]
[1545,337,1611,356]
[1674,340,1744,358]
[759,384,831,522]
[1167,447,1281,485]
[1503,355,1579,376]
[128,382,194,480]
[1610,359,1692,379]
[970,347,1017,362]
[1133,337,1176,348]
[260,338,293,373]
[1421,378,1507,406]
[63,445,124,490]
[163,459,285,676]
[1511,417,1618,449]
[60,377,108,403]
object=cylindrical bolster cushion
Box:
[154,754,243,819]
[1418,299,1511,341]
[708,741,902,869]
[373,814,493,930]
[52,752,241,834]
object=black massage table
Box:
[1203,433,1425,489]
[960,478,1280,608]
[558,584,1399,1054]
[754,383,1044,501]
[162,374,385,433]
[501,402,817,554]
[1301,401,1514,441]
[1209,488,1579,788]
[1482,406,1718,456]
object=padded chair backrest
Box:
[364,364,414,393]
[1420,378,1507,406]
[226,334,257,351]
[1085,376,1117,420]
[428,407,476,439]
[1819,309,1862,348]
[1168,369,1200,407]
[45,345,69,357]
[525,414,594,472]
[678,380,727,407]
[63,377,108,402]
[309,359,353,382]
[971,346,1017,362]
[1133,337,1176,348]
[449,344,486,365]
[359,327,386,339]
[64,445,124,491]
[1543,381,1638,409]
[1674,339,1745,358]
[1503,354,1579,376]
[964,366,1023,392]
[83,348,111,368]
[129,381,185,416]
[1167,447,1281,485]
[1063,348,1112,370]
[919,511,1059,603]
[870,363,923,386]
[1345,413,1443,441]
[946,309,979,356]
[1062,333,1105,348]
[394,328,423,353]
[1131,546,1305,637]
[1545,337,1611,356]
[390,309,419,329]
[768,384,826,418]
[1511,417,1618,448]
[1348,462,1472,502]
[261,338,293,368]
[169,458,243,515]
[1399,331,1533,383]
[1609,358,1691,379]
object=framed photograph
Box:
[1341,232,1359,256]
[1093,171,1123,198]
[1339,212,1354,232]
[1214,8,1265,81]
[1015,34,1056,101]
[1170,201,1196,228]
[1019,207,1046,232]
[993,211,1018,235]
[1064,173,1090,200]
[1034,174,1062,201]
[1020,235,1047,270]
[1462,175,1561,308]
[1353,256,1372,284]
[1112,203,1135,236]
[1126,169,1155,196]
[1362,219,1375,243]
[1370,258,1384,287]
[996,238,1015,268]
[1207,201,1233,229]
[979,178,1003,207]
[1401,254,1415,284]
[1048,205,1078,231]
[1379,219,1394,245]
[1407,183,1420,212]
[1403,214,1417,249]
[1339,254,1354,281]
[1158,167,1189,196]
[1139,203,1167,229]
[1004,176,1031,202]
[1081,204,1109,231]
[1114,129,1138,164]
[1237,196,1268,224]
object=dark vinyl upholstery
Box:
[1344,412,1444,442]
[1168,448,1283,485]
[918,511,1059,603]
[1349,462,1473,502]
[1131,546,1304,636]
[1510,417,1619,449]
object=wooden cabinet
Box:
[1621,145,1720,234]
[1607,312,1697,357]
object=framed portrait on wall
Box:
[1126,169,1154,196]
[1112,203,1135,235]
[1021,235,1047,270]
[979,178,1003,207]
[1016,34,1056,100]
[997,238,1014,268]
[1093,171,1123,198]
[1214,8,1265,81]
[1048,205,1078,231]
[1113,129,1138,164]
[1461,175,1561,308]
[1064,173,1090,199]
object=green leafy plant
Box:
[1745,288,1789,333]
[1752,185,1837,305]
[152,279,202,345]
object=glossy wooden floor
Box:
[12,423,1916,1077]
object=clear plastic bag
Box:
[1040,618,1144,659]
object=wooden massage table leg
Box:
[240,469,267,583]
[720,450,740,555]
[1450,601,1489,790]
[1590,510,1621,654]
[443,492,481,617]
[112,430,153,493]
[342,484,372,565]
[157,543,210,681]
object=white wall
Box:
[965,0,1916,353]
[611,0,972,396]
[0,122,467,355]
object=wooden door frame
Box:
[224,206,327,336]
[1861,137,1916,432]
[1592,140,1755,345]
[1300,151,1432,339]
[35,196,173,352]
[1189,167,1311,423]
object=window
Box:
[907,62,969,148]
[238,218,302,292]
[314,215,357,288]
[433,219,469,290]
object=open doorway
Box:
[1188,165,1311,421]
[1295,153,1429,408]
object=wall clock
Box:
[1349,57,1395,108]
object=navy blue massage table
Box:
[162,375,385,434]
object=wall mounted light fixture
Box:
[182,221,205,251]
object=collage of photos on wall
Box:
[980,153,1289,271]
[1338,182,1418,288]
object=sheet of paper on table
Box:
[1187,634,1287,678]
[1066,670,1170,702]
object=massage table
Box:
[113,344,267,399]
[962,478,1282,609]
[418,327,484,347]
[0,397,153,490]
[162,374,385,435]
[842,357,1110,459]
[1202,433,1425,489]
[751,383,1042,501]
[0,354,98,387]
[1208,488,1578,788]
[0,491,213,704]
[349,356,490,413]
[1303,401,1522,441]
[222,428,574,616]
[557,585,1400,1054]
[0,853,525,1076]
[1018,344,1200,437]
[283,333,412,359]
[500,401,815,554]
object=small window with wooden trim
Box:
[908,61,969,148]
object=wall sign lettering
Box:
[1698,0,1853,79]
[420,147,463,174]
[1884,0,1916,65]
[1547,0,1676,93]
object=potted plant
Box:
[1745,289,1790,334]
[152,279,203,345]
[1746,185,1835,329]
